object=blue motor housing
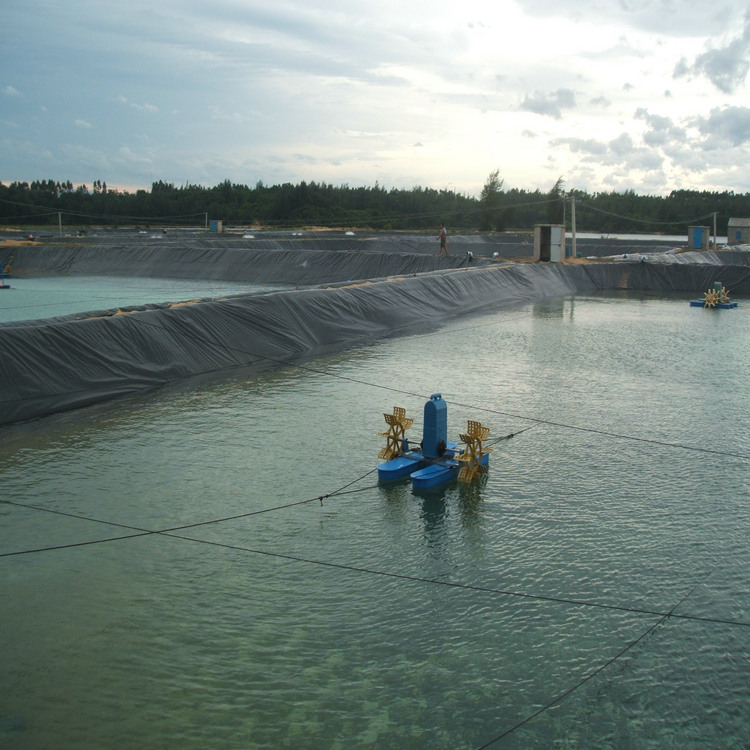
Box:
[422,393,448,458]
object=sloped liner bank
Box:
[0,252,748,426]
[0,237,491,285]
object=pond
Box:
[1,291,748,748]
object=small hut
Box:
[533,224,566,262]
[727,218,750,245]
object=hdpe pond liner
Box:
[0,243,748,426]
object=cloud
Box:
[117,146,155,166]
[608,133,635,158]
[551,131,663,172]
[694,106,750,147]
[551,137,608,157]
[514,0,738,37]
[209,106,244,122]
[674,12,750,93]
[634,108,688,147]
[60,143,110,171]
[0,138,54,163]
[550,100,750,191]
[117,95,158,113]
[520,89,576,119]
[3,0,750,195]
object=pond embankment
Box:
[0,234,747,425]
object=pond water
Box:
[1,291,749,749]
[0,276,288,324]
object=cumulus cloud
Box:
[551,131,663,172]
[608,133,635,158]
[3,0,750,194]
[674,12,750,93]
[520,89,576,119]
[551,137,607,156]
[635,108,688,147]
[694,106,750,147]
[551,101,750,189]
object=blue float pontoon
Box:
[689,299,737,308]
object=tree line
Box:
[1,173,748,235]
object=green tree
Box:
[547,176,566,224]
[479,169,504,231]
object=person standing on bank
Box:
[438,223,449,256]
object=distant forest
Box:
[1,173,749,235]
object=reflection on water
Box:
[419,495,447,546]
[1,293,749,749]
[532,297,572,319]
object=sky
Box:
[2,0,750,198]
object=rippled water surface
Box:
[0,275,287,323]
[1,291,749,749]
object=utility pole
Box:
[58,212,62,238]
[570,196,577,259]
[713,211,717,249]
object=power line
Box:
[0,192,561,232]
[2,310,743,741]
[1,494,747,630]
[479,616,667,747]
[476,576,707,748]
[3,471,745,746]
[0,196,206,223]
[0,247,743,743]
[577,200,715,227]
[121,314,750,460]
[0,469,380,557]
[1,299,747,461]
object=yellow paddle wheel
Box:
[703,285,730,307]
[457,420,492,483]
[378,406,414,461]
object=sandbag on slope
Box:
[0,263,593,425]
